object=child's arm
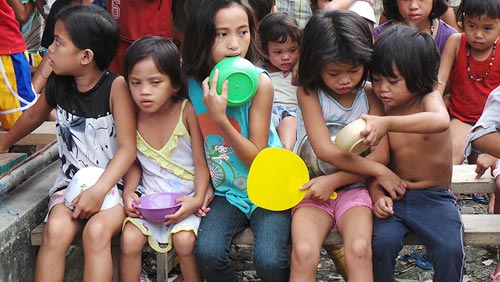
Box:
[6,0,35,23]
[436,33,460,95]
[122,159,142,218]
[165,102,211,225]
[475,153,498,178]
[300,84,403,201]
[298,86,407,197]
[473,134,500,159]
[0,93,53,152]
[71,76,137,219]
[202,71,274,167]
[368,179,394,219]
[361,91,450,146]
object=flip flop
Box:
[473,193,490,205]
[399,252,433,270]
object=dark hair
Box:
[183,0,263,82]
[370,25,439,96]
[456,0,500,26]
[248,0,275,23]
[123,36,185,100]
[56,5,119,71]
[382,0,449,22]
[298,10,373,92]
[258,12,302,58]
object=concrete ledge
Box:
[0,161,58,281]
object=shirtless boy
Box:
[361,25,465,282]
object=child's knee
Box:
[173,231,196,256]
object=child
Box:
[182,0,291,281]
[437,0,500,165]
[258,12,301,150]
[375,0,457,54]
[464,85,500,281]
[0,0,37,130]
[362,25,465,281]
[290,10,406,282]
[119,36,210,282]
[0,5,136,281]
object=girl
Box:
[119,36,210,282]
[375,0,458,54]
[182,0,291,281]
[290,10,406,282]
[438,0,500,165]
[0,5,136,282]
[258,12,301,150]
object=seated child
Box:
[464,85,500,281]
[362,25,465,281]
[258,12,301,150]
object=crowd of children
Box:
[1,0,500,281]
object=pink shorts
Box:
[292,187,373,231]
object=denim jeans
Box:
[372,188,465,282]
[195,196,291,282]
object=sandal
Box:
[491,272,500,282]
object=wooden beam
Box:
[0,121,56,146]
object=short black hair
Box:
[370,25,440,96]
[56,5,119,71]
[258,12,302,57]
[124,36,185,100]
[298,10,373,92]
[456,0,500,27]
[382,0,449,22]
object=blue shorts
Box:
[271,103,297,127]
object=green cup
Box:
[209,57,259,106]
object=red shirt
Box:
[449,34,500,123]
[108,0,173,43]
[0,0,27,54]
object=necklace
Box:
[466,39,497,82]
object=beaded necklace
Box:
[466,39,497,82]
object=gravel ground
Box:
[140,196,498,281]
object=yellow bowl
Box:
[334,119,369,154]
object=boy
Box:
[361,25,465,281]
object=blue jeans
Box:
[372,188,465,282]
[195,196,291,282]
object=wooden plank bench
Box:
[233,164,500,246]
[30,165,497,281]
[0,121,56,148]
[31,223,180,282]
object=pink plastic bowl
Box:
[133,192,184,223]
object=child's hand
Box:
[196,185,214,217]
[123,191,142,218]
[71,186,106,219]
[202,70,228,121]
[475,154,498,178]
[377,170,407,200]
[373,195,394,219]
[164,195,203,225]
[300,175,337,202]
[360,114,389,147]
